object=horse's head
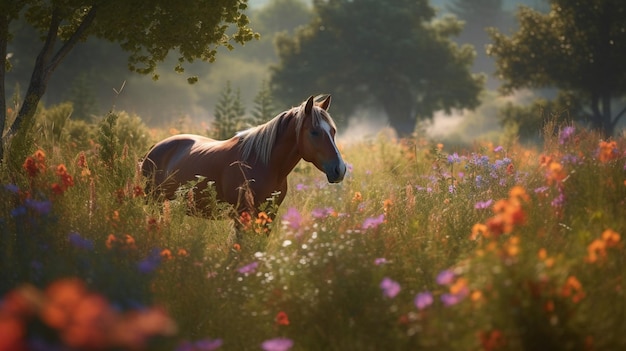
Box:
[298,95,346,183]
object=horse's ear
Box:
[318,95,331,111]
[305,96,314,115]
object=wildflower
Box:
[25,198,52,215]
[380,277,401,298]
[239,212,252,229]
[494,145,503,153]
[601,228,621,247]
[474,199,493,210]
[383,198,393,215]
[4,184,19,193]
[598,140,618,162]
[311,207,334,219]
[295,183,308,191]
[559,126,575,144]
[137,248,162,273]
[374,258,388,265]
[76,151,89,169]
[261,337,294,351]
[362,214,385,230]
[68,232,94,250]
[275,311,290,326]
[282,207,302,231]
[447,152,461,164]
[237,261,259,274]
[352,191,363,202]
[470,223,489,240]
[177,338,224,351]
[414,292,433,310]
[160,249,173,261]
[561,276,585,303]
[177,248,189,257]
[436,269,455,285]
[233,243,241,251]
[441,292,465,306]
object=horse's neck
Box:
[268,128,301,181]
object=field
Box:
[1,108,625,351]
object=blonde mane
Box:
[237,98,336,165]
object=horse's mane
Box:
[237,97,336,165]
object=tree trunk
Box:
[1,6,97,163]
[380,92,416,138]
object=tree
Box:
[211,81,246,140]
[270,0,484,136]
[251,80,279,125]
[487,0,626,136]
[1,0,258,163]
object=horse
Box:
[140,95,346,224]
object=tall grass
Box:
[1,108,625,351]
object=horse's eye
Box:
[310,130,320,137]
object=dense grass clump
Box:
[1,109,625,351]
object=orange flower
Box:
[470,223,489,240]
[177,249,189,257]
[601,229,621,247]
[160,249,173,261]
[23,157,40,178]
[586,229,621,263]
[561,276,585,303]
[275,311,290,326]
[352,191,363,202]
[233,243,241,251]
[239,212,252,229]
[598,140,618,163]
[106,234,117,249]
[41,278,87,329]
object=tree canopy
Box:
[487,0,626,136]
[270,0,484,136]
[1,0,257,162]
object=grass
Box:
[1,110,625,351]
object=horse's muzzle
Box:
[325,161,346,183]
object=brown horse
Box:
[141,95,346,220]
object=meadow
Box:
[1,105,625,351]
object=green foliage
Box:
[34,102,74,144]
[211,81,247,139]
[271,0,484,135]
[65,73,99,121]
[499,92,585,142]
[487,0,626,136]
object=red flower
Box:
[275,311,289,326]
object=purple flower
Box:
[311,207,334,219]
[448,184,456,193]
[534,186,549,193]
[475,175,483,188]
[380,277,401,298]
[4,184,19,193]
[447,153,461,164]
[362,214,384,229]
[441,292,464,306]
[237,261,259,274]
[25,198,52,215]
[494,145,503,153]
[374,258,388,265]
[551,192,565,208]
[441,285,469,306]
[414,292,434,310]
[177,338,223,351]
[137,248,162,273]
[559,126,575,144]
[295,183,308,191]
[436,269,455,285]
[474,199,493,209]
[68,232,94,250]
[261,338,294,351]
[282,207,302,231]
[11,206,27,217]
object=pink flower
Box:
[362,214,384,229]
[380,277,401,298]
[261,337,294,351]
[414,292,434,310]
